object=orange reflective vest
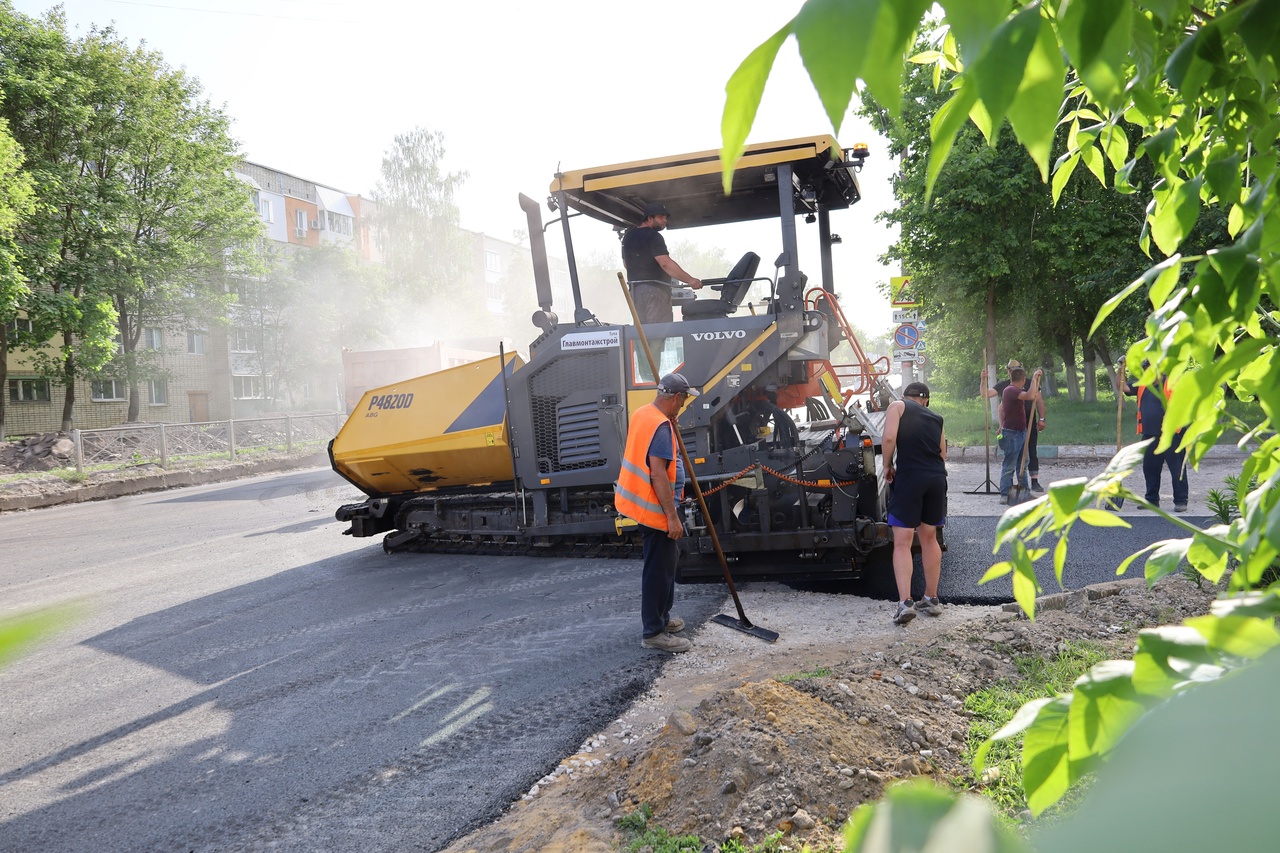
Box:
[614,403,677,530]
[1135,380,1173,435]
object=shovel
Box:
[617,272,778,643]
[1009,417,1034,505]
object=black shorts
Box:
[887,471,947,528]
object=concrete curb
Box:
[950,443,1251,460]
[0,450,330,513]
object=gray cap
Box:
[657,372,700,396]
[903,382,930,399]
[642,201,670,218]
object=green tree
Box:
[372,127,469,297]
[82,30,260,422]
[0,111,35,438]
[0,4,119,432]
[722,0,1280,845]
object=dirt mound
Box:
[444,574,1220,852]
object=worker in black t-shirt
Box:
[621,202,702,324]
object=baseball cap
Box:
[657,372,700,396]
[903,382,930,399]
[642,201,670,218]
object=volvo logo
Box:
[690,330,747,341]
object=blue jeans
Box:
[640,526,678,638]
[999,430,1029,497]
[1142,432,1189,506]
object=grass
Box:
[960,640,1110,825]
[776,665,832,683]
[931,394,1266,448]
[619,803,837,852]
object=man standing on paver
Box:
[880,382,947,626]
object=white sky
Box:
[14,0,899,335]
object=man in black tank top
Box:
[880,382,948,625]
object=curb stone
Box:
[0,450,331,513]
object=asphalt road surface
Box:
[0,462,1224,850]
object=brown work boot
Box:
[641,633,691,652]
[664,616,685,633]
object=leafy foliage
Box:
[722,0,1280,841]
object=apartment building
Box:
[3,162,567,437]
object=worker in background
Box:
[880,381,947,626]
[996,366,1043,504]
[1120,364,1189,512]
[981,359,1047,493]
[614,372,700,652]
[621,202,702,324]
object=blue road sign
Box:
[894,324,920,349]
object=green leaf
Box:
[794,0,877,132]
[1186,613,1280,659]
[969,4,1043,145]
[843,779,1027,853]
[1077,508,1130,528]
[1058,0,1132,106]
[1020,696,1075,815]
[1150,176,1203,256]
[1089,273,1145,338]
[975,696,1057,771]
[1204,150,1243,207]
[926,83,979,200]
[721,25,792,193]
[1101,125,1129,171]
[1144,538,1191,583]
[1131,625,1220,698]
[1237,0,1280,64]
[1013,548,1041,620]
[1052,151,1081,203]
[1048,477,1089,517]
[942,0,1014,68]
[980,560,1014,584]
[1080,140,1107,185]
[1053,535,1069,586]
[1006,12,1067,181]
[1186,533,1230,584]
[1068,659,1148,762]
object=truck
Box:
[330,134,897,583]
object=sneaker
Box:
[641,633,691,652]
[919,595,944,616]
[1031,481,1044,493]
[893,600,916,626]
[664,616,685,633]
[1174,503,1188,513]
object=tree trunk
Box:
[1057,335,1080,401]
[128,383,141,422]
[1039,355,1057,397]
[60,331,75,433]
[986,280,998,419]
[0,329,8,440]
[1081,338,1098,402]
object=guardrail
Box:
[71,413,345,473]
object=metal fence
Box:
[72,413,345,473]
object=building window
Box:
[295,208,307,236]
[230,327,256,352]
[143,327,163,351]
[91,379,127,401]
[485,278,502,302]
[187,330,206,354]
[260,198,274,223]
[5,317,34,335]
[234,280,260,303]
[8,377,51,402]
[148,379,168,405]
[485,250,501,273]
[325,211,353,236]
[232,375,269,399]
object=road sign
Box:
[890,276,919,307]
[893,348,918,362]
[916,340,927,352]
[915,320,927,331]
[894,324,920,349]
[892,309,918,324]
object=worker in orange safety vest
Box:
[615,372,699,653]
